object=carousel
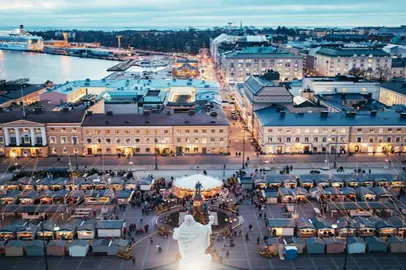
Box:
[172,174,223,199]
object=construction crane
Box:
[116,35,122,49]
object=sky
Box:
[1,0,406,29]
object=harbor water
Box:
[0,50,120,84]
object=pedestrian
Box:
[248,224,253,232]
[225,249,230,259]
[140,218,143,224]
[223,164,226,170]
[158,245,162,254]
[245,233,249,241]
[258,212,262,219]
[144,224,149,233]
[369,169,371,174]
[132,257,135,265]
[156,244,160,254]
[150,237,153,244]
[256,237,260,245]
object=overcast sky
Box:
[1,0,406,29]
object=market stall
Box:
[53,190,70,204]
[354,217,376,237]
[310,217,335,238]
[388,237,406,253]
[26,240,45,256]
[37,221,57,240]
[5,240,25,256]
[173,174,223,198]
[17,223,38,240]
[109,177,124,191]
[18,191,40,204]
[298,175,314,189]
[76,220,96,240]
[18,177,35,191]
[336,217,356,237]
[124,179,137,190]
[283,237,305,254]
[261,189,278,204]
[55,223,77,240]
[39,190,55,204]
[115,190,134,205]
[267,218,295,236]
[324,237,345,253]
[0,190,20,205]
[47,240,67,256]
[283,176,298,189]
[68,240,89,257]
[138,177,155,191]
[296,217,316,238]
[49,178,66,191]
[36,178,52,191]
[96,220,125,238]
[84,190,113,204]
[305,237,325,254]
[369,216,396,237]
[388,216,406,238]
[365,236,387,252]
[238,176,254,190]
[0,220,25,240]
[93,239,110,256]
[347,237,366,254]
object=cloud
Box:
[0,0,405,28]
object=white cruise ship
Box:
[0,25,43,52]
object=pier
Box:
[107,59,134,71]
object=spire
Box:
[240,20,243,31]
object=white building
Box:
[220,47,303,86]
[390,58,406,79]
[302,76,380,100]
[379,82,406,106]
[314,47,392,77]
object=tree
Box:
[372,67,390,82]
[347,67,366,78]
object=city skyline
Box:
[1,0,406,28]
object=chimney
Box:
[106,111,113,116]
[86,111,93,116]
[370,110,377,116]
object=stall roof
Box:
[93,238,112,247]
[6,240,25,247]
[238,176,253,184]
[261,189,278,198]
[53,190,70,198]
[116,190,133,199]
[0,190,21,198]
[371,187,395,197]
[348,237,366,245]
[266,237,281,245]
[267,218,295,228]
[387,216,406,229]
[310,217,334,229]
[356,187,375,196]
[296,217,315,230]
[365,236,386,245]
[336,217,356,229]
[388,236,406,244]
[19,191,40,199]
[27,240,45,248]
[327,201,396,210]
[69,240,89,247]
[47,240,67,247]
[139,177,154,185]
[353,217,375,228]
[339,187,357,195]
[0,205,67,213]
[324,237,345,245]
[368,216,394,230]
[305,237,325,245]
[75,220,96,231]
[96,220,125,229]
[0,220,26,233]
[58,223,77,232]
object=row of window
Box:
[265,136,406,144]
[49,136,78,144]
[85,129,225,135]
[83,137,225,144]
[356,136,406,143]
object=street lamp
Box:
[154,135,158,170]
[242,128,246,169]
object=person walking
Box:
[256,237,260,245]
[158,245,163,254]
[140,217,143,224]
[248,224,253,232]
[144,224,149,233]
[225,249,230,259]
[156,244,160,254]
[132,257,135,265]
[150,237,153,244]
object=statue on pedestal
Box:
[195,181,203,195]
[173,214,214,269]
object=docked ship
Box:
[0,25,43,52]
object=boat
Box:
[0,25,43,52]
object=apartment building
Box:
[220,47,303,86]
[253,108,406,154]
[390,58,406,79]
[379,82,406,106]
[81,112,229,156]
[314,47,392,77]
[302,75,380,100]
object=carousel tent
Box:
[173,174,223,198]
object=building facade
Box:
[379,82,406,106]
[253,108,406,155]
[302,76,380,100]
[220,47,303,86]
[314,47,392,77]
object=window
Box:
[397,128,402,133]
[286,137,291,142]
[357,128,362,132]
[194,138,199,143]
[52,147,56,154]
[388,128,393,133]
[50,136,56,144]
[145,130,150,135]
[96,138,102,144]
[211,129,215,133]
[106,130,111,135]
[96,130,101,135]
[126,138,131,144]
[63,147,68,154]
[105,138,111,144]
[378,137,383,143]
[116,130,120,135]
[86,138,92,143]
[277,137,282,143]
[202,138,207,143]
[357,137,362,143]
[185,129,190,134]
[304,128,310,133]
[295,137,300,143]
[202,129,207,133]
[177,138,181,143]
[135,138,140,143]
[125,130,130,135]
[72,136,78,144]
[395,137,401,143]
[322,137,327,143]
[116,138,121,144]
[219,129,224,133]
[210,138,215,142]
[387,137,392,143]
[164,130,169,134]
[268,137,273,143]
[304,137,309,142]
[379,128,383,133]
[286,129,291,134]
[313,137,318,142]
[0,136,4,144]
[135,130,140,134]
[146,148,150,153]
[369,137,374,143]
[61,136,68,144]
[194,129,198,134]
[268,128,273,133]
[185,138,190,143]
[86,130,91,135]
[295,129,300,134]
[219,138,224,143]
[72,128,77,132]
[370,128,375,133]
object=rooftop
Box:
[223,47,302,59]
[316,47,390,57]
[381,82,406,96]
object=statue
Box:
[195,181,203,195]
[173,214,214,269]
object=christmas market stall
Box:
[238,176,254,190]
[0,190,20,205]
[37,220,57,240]
[305,237,325,254]
[68,240,89,257]
[84,190,113,204]
[324,237,345,253]
[18,191,40,204]
[296,217,316,238]
[353,217,376,237]
[283,237,305,254]
[18,177,35,191]
[55,223,77,240]
[16,222,38,240]
[336,217,356,237]
[47,240,67,256]
[298,175,314,189]
[0,220,25,240]
[267,218,295,237]
[388,236,406,253]
[388,216,406,238]
[115,190,134,205]
[138,177,155,191]
[365,236,387,252]
[96,220,125,238]
[5,240,25,257]
[310,217,336,238]
[75,220,96,240]
[26,240,45,256]
[369,216,396,237]
[261,189,278,204]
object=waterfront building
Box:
[220,47,303,86]
[314,47,392,77]
[379,82,406,106]
[0,82,48,108]
[302,75,380,100]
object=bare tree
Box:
[373,67,390,82]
